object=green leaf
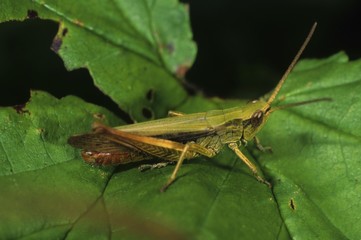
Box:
[256,52,361,239]
[1,1,361,240]
[0,0,195,121]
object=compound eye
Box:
[250,110,264,128]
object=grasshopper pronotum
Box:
[68,22,330,191]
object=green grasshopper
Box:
[68,22,329,192]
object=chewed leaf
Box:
[0,0,194,121]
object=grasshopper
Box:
[68,22,329,192]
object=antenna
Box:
[267,22,317,105]
[269,97,332,113]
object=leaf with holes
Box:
[0,0,195,121]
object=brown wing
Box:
[68,133,127,153]
[92,123,190,162]
[68,133,151,165]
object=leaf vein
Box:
[0,138,14,174]
[35,1,161,68]
[198,156,237,232]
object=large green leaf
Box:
[1,1,361,240]
[255,52,361,239]
[0,0,195,120]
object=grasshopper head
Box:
[241,96,331,142]
[241,23,330,142]
[242,99,271,141]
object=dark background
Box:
[0,0,360,117]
